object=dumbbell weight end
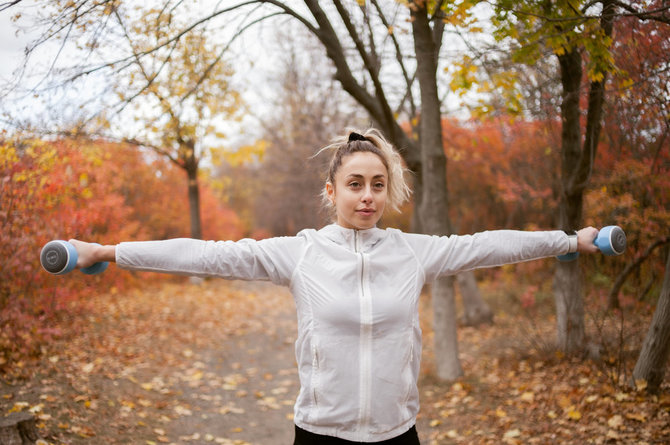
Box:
[40,240,78,275]
[40,240,109,275]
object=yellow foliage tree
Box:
[109,7,245,239]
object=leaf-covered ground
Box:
[2,280,669,444]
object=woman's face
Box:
[326,151,388,230]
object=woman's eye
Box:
[374,182,385,189]
[349,181,360,188]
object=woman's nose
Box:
[361,186,373,203]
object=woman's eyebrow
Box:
[345,173,386,179]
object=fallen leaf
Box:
[566,408,582,420]
[503,428,521,438]
[625,412,646,422]
[608,414,624,429]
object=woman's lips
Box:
[357,209,375,215]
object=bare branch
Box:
[608,236,670,309]
[610,1,670,24]
[0,0,23,13]
[61,1,261,82]
[256,0,318,34]
[370,0,416,117]
[180,10,283,106]
[331,0,398,137]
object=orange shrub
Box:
[0,136,244,366]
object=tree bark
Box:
[187,171,201,240]
[633,248,670,393]
[0,412,40,445]
[553,259,584,352]
[411,1,463,380]
[554,47,586,354]
[458,272,494,326]
[183,141,202,240]
[431,276,462,378]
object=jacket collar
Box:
[319,224,386,252]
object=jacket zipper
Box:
[355,230,372,438]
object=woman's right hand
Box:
[68,239,116,268]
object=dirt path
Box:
[2,280,303,445]
[161,282,299,445]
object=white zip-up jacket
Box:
[116,224,572,442]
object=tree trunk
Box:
[553,0,614,355]
[183,142,202,240]
[458,272,494,326]
[632,248,670,394]
[187,171,202,240]
[554,48,585,354]
[553,259,584,352]
[431,276,462,379]
[0,412,40,445]
[411,1,462,380]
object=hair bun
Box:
[348,132,369,142]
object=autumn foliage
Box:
[0,135,244,367]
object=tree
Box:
[482,0,670,354]
[633,249,670,394]
[110,12,244,240]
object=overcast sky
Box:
[0,9,32,84]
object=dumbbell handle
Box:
[40,240,109,275]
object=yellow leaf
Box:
[495,408,507,418]
[567,409,581,420]
[520,391,534,402]
[430,419,441,427]
[9,402,29,413]
[634,379,648,391]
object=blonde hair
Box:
[317,128,411,213]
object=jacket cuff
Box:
[564,230,578,253]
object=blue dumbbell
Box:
[40,240,109,275]
[557,225,626,262]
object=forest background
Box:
[1,1,669,444]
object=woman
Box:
[70,129,599,444]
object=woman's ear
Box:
[325,182,335,205]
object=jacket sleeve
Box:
[402,230,570,282]
[115,236,304,286]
